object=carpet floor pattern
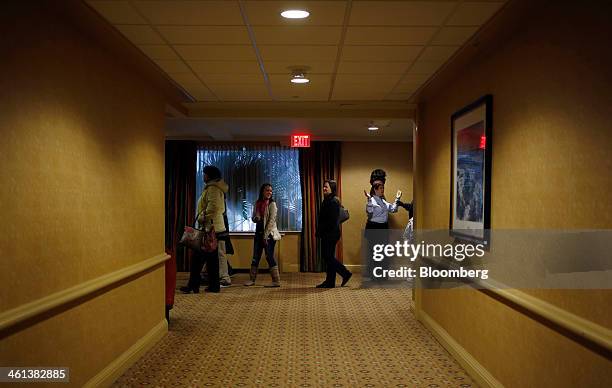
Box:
[113,273,476,387]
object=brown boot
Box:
[244,265,257,286]
[265,265,281,287]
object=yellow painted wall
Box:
[415,1,611,386]
[341,142,413,267]
[0,3,167,386]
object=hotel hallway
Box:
[113,273,475,387]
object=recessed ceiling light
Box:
[281,9,310,19]
[291,72,310,84]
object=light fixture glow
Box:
[281,9,310,19]
[368,124,379,131]
[290,73,310,84]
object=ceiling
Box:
[86,0,506,141]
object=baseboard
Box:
[84,319,168,387]
[418,310,504,388]
[345,264,364,272]
[283,263,300,273]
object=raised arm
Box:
[366,196,375,214]
[386,199,399,213]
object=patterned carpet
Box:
[113,273,476,387]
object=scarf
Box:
[255,199,269,221]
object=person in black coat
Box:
[315,180,352,288]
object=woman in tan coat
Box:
[180,166,228,293]
[244,183,282,287]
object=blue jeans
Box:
[252,234,277,268]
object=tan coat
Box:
[197,179,228,233]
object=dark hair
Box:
[370,169,387,185]
[371,182,384,198]
[257,183,274,202]
[203,165,221,181]
[324,179,337,197]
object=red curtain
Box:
[165,141,197,273]
[299,142,343,272]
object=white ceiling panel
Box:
[431,26,479,45]
[138,45,180,60]
[386,91,416,101]
[398,73,430,85]
[200,74,264,85]
[408,60,446,75]
[274,92,331,101]
[331,89,388,101]
[392,82,423,93]
[272,85,331,96]
[265,61,336,74]
[334,75,402,90]
[447,2,504,26]
[115,25,164,44]
[133,1,243,25]
[174,45,257,61]
[154,59,191,74]
[350,1,456,26]
[210,84,271,101]
[341,45,422,62]
[244,1,347,26]
[259,45,339,61]
[419,45,459,62]
[345,27,437,45]
[157,26,251,45]
[183,85,217,101]
[252,26,342,45]
[168,72,202,85]
[89,0,504,104]
[87,1,147,24]
[338,61,411,74]
[189,61,262,74]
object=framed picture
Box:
[450,95,492,243]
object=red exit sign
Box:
[291,134,311,147]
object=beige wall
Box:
[0,3,167,386]
[341,142,413,267]
[415,1,611,386]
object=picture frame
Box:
[450,95,492,243]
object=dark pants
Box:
[321,237,350,285]
[365,221,389,280]
[252,233,277,268]
[188,247,220,292]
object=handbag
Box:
[179,210,204,251]
[201,221,217,253]
[338,205,350,224]
[179,226,204,251]
[179,211,217,252]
